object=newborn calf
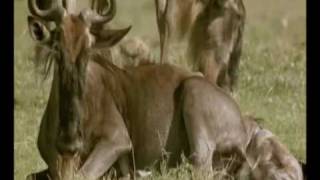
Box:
[117,37,153,67]
[237,116,304,180]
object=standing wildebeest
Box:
[26,0,250,179]
[155,0,246,91]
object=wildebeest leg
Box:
[227,32,243,91]
[105,155,152,180]
[101,155,132,180]
[198,49,222,87]
[188,21,223,87]
[156,13,166,63]
[79,140,131,180]
[235,161,252,180]
[117,155,132,180]
[26,169,50,180]
[160,20,171,64]
[181,78,216,172]
[183,108,215,172]
[155,0,170,63]
[217,60,232,92]
[79,106,132,180]
[159,19,170,63]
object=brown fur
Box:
[155,0,245,92]
[27,9,249,180]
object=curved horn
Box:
[83,0,116,25]
[28,0,65,21]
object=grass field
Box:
[14,0,305,179]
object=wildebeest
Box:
[155,0,246,91]
[236,116,304,180]
[154,0,200,63]
[26,0,252,179]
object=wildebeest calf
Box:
[236,116,304,180]
[114,37,153,68]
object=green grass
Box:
[14,0,305,179]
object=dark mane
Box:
[32,43,56,80]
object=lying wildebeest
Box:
[155,0,246,91]
[235,116,304,180]
[27,0,251,179]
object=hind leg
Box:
[227,43,242,92]
[181,79,216,172]
[183,105,215,173]
[155,0,171,63]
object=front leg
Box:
[78,103,132,180]
[79,138,132,180]
[117,155,132,179]
[155,0,170,63]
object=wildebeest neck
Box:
[89,53,129,115]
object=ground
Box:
[14,0,305,179]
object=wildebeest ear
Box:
[27,16,51,43]
[92,26,131,48]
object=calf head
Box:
[241,116,303,180]
[27,0,130,156]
